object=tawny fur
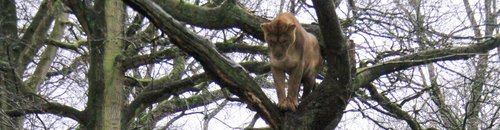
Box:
[260,12,322,111]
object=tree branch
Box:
[215,42,267,55]
[6,102,85,124]
[365,83,422,130]
[153,0,267,40]
[354,36,500,89]
[44,39,85,52]
[18,0,50,51]
[17,0,57,75]
[312,0,349,82]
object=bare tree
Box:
[1,0,499,129]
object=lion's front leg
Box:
[285,65,304,112]
[271,67,287,109]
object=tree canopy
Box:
[1,0,500,129]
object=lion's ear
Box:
[260,23,271,33]
[285,23,296,33]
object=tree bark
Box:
[0,0,21,129]
[102,0,126,129]
[77,0,126,129]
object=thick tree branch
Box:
[6,102,85,124]
[154,0,267,40]
[312,0,349,82]
[354,36,500,89]
[17,0,57,75]
[123,0,281,128]
[18,0,50,52]
[365,83,422,130]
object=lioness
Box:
[260,13,322,111]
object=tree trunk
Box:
[0,0,22,129]
[84,0,125,129]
